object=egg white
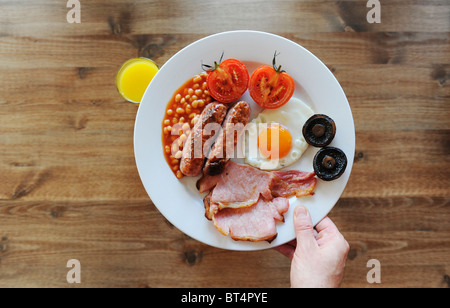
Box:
[243,97,314,170]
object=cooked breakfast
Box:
[244,97,314,171]
[198,160,317,216]
[248,51,295,109]
[198,160,316,242]
[303,114,336,147]
[203,100,251,175]
[213,197,289,242]
[159,52,347,242]
[202,55,249,104]
[180,102,228,177]
[162,72,212,179]
[313,147,347,181]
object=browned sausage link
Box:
[203,101,251,175]
[180,102,227,177]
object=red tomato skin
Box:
[249,66,295,109]
[206,59,249,104]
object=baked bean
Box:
[182,123,190,131]
[175,94,182,103]
[162,72,212,179]
[193,75,202,83]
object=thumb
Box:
[294,205,317,251]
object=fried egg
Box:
[243,97,314,170]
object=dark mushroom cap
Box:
[313,147,347,181]
[302,114,336,147]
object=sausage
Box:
[203,101,251,175]
[180,102,227,177]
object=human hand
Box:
[275,205,349,288]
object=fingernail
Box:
[295,205,308,218]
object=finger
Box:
[315,216,339,234]
[315,216,342,246]
[293,205,318,251]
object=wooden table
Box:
[0,0,449,288]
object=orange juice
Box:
[116,58,159,104]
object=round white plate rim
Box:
[134,30,355,251]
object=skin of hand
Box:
[275,205,349,288]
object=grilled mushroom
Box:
[313,147,347,181]
[302,114,336,147]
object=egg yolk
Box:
[258,124,292,159]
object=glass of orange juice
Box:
[116,58,159,104]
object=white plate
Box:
[134,30,355,251]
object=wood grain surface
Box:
[0,0,449,288]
